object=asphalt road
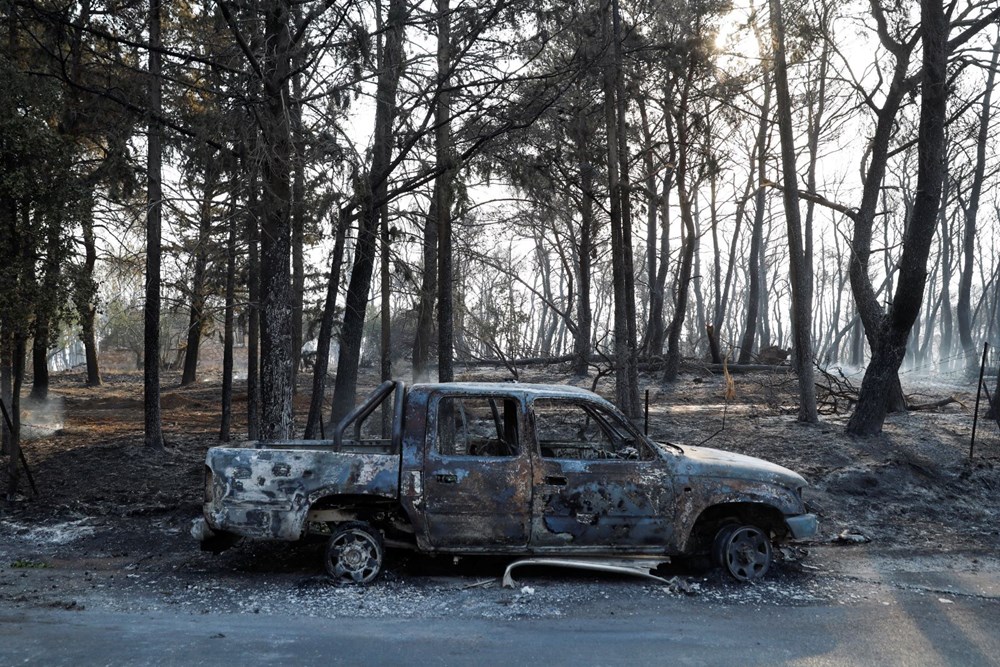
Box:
[3,590,998,666]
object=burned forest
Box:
[1,0,1000,658]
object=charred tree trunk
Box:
[599,0,639,415]
[290,47,306,392]
[257,0,295,440]
[435,0,455,384]
[30,224,61,401]
[770,0,817,422]
[181,165,217,386]
[847,0,948,435]
[3,333,26,500]
[30,324,48,401]
[957,35,999,372]
[572,123,594,376]
[330,0,406,422]
[79,213,101,387]
[143,0,164,449]
[303,208,349,439]
[739,23,772,365]
[380,200,391,386]
[846,2,917,414]
[220,185,238,442]
[246,168,261,440]
[412,187,438,382]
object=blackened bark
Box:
[638,98,659,356]
[143,0,164,449]
[247,171,261,440]
[663,64,696,383]
[739,26,771,365]
[847,3,917,413]
[290,41,306,392]
[258,0,295,440]
[601,0,638,415]
[220,187,237,442]
[303,208,348,439]
[330,0,406,422]
[436,0,455,384]
[181,165,217,386]
[575,156,594,376]
[957,35,999,371]
[847,0,948,435]
[770,0,817,422]
[80,214,101,387]
[3,334,26,499]
[611,0,639,418]
[380,199,391,386]
[30,325,48,401]
[31,221,62,401]
[412,186,438,381]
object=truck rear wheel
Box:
[324,521,384,584]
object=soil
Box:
[1,364,998,618]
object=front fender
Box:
[672,475,806,552]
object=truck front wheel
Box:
[324,521,384,584]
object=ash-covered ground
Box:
[1,365,998,618]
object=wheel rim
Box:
[723,526,772,582]
[328,529,381,583]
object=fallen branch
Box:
[907,396,962,411]
[706,363,792,374]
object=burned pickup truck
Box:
[194,381,816,583]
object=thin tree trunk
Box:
[30,223,61,401]
[290,44,306,391]
[663,63,696,382]
[957,34,999,372]
[3,334,26,499]
[380,199,391,386]
[572,121,594,375]
[144,0,164,449]
[80,213,101,387]
[771,0,817,422]
[303,207,349,439]
[181,165,217,386]
[330,0,406,422]
[602,0,638,415]
[739,85,770,363]
[412,186,438,381]
[247,169,261,440]
[220,185,237,442]
[611,0,639,417]
[937,175,953,367]
[436,0,455,384]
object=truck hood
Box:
[671,444,808,489]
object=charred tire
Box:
[324,521,384,584]
[710,523,738,568]
[718,524,772,582]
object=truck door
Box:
[422,393,531,549]
[530,398,674,550]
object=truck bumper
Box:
[785,513,818,539]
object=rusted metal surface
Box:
[203,446,399,540]
[201,381,816,563]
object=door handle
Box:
[544,475,567,486]
[436,473,457,484]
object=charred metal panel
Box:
[656,442,809,552]
[421,391,532,548]
[204,445,399,541]
[398,387,433,550]
[531,458,674,549]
